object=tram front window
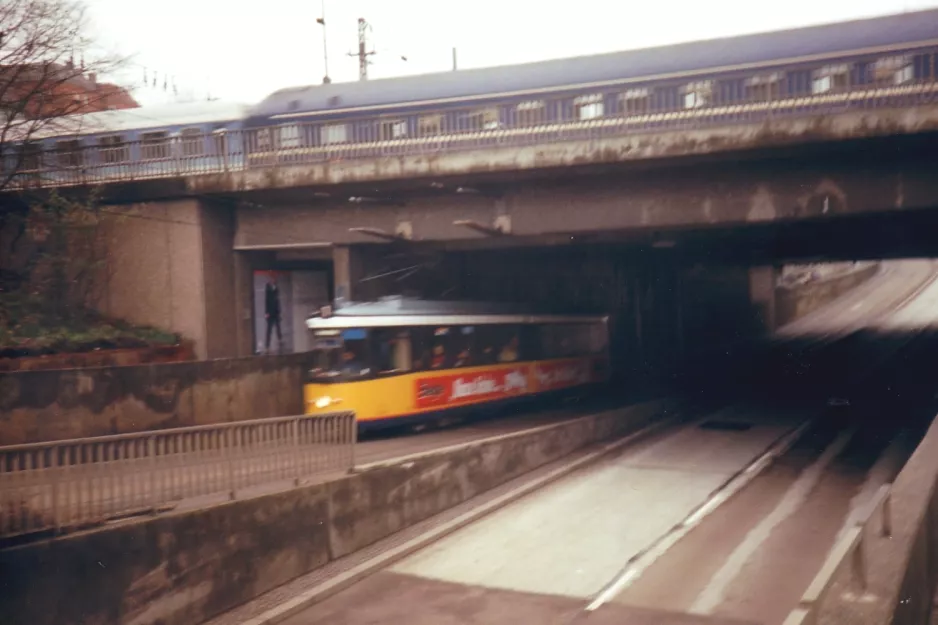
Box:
[309,329,371,380]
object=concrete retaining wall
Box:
[0,354,311,445]
[0,398,678,625]
[776,263,880,327]
[813,413,938,625]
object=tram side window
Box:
[451,326,476,368]
[309,328,371,379]
[540,323,601,359]
[475,324,523,364]
[372,327,414,375]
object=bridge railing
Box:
[5,49,938,190]
[0,410,356,541]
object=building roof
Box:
[248,7,938,121]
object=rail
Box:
[5,65,938,190]
[0,410,356,541]
[781,483,893,625]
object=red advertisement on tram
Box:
[414,366,531,409]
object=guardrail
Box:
[782,483,893,625]
[0,411,356,541]
[5,69,938,191]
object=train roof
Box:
[248,8,938,121]
[25,100,250,141]
[305,297,607,329]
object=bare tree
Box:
[0,1,139,354]
[0,0,129,193]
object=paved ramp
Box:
[281,570,760,625]
[390,410,796,599]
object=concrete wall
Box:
[775,262,880,327]
[0,354,311,445]
[0,398,677,625]
[230,147,938,249]
[98,200,238,360]
[812,411,938,625]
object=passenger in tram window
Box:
[340,349,365,374]
[498,336,520,363]
[453,348,471,367]
[431,344,446,369]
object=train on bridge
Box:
[303,298,610,431]
[4,7,938,188]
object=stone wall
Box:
[0,398,678,625]
[0,353,311,445]
[812,412,938,625]
[775,262,880,327]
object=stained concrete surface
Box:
[385,407,800,599]
[280,571,760,625]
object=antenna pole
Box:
[348,17,375,81]
[317,0,331,84]
[452,47,457,71]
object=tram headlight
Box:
[314,396,333,409]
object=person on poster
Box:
[264,276,283,352]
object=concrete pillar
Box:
[99,199,242,360]
[333,245,359,306]
[199,202,238,359]
[748,265,779,334]
[233,252,256,356]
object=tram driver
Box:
[340,349,365,375]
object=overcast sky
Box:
[84,0,938,107]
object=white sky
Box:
[84,0,938,106]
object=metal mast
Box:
[316,0,331,84]
[349,17,376,81]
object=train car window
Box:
[55,140,82,168]
[874,56,914,85]
[255,129,272,151]
[619,89,650,116]
[539,323,598,359]
[812,64,849,94]
[410,327,434,371]
[516,100,545,126]
[372,328,413,375]
[180,129,204,157]
[451,326,476,368]
[321,123,348,145]
[278,125,301,149]
[98,135,128,164]
[574,94,604,120]
[745,73,782,101]
[418,114,442,137]
[17,142,40,172]
[380,119,408,140]
[683,81,713,109]
[520,325,541,361]
[141,131,170,160]
[309,328,371,380]
[589,323,608,354]
[429,327,452,369]
[459,108,499,132]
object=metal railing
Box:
[781,483,893,625]
[5,50,938,190]
[0,411,356,540]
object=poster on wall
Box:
[253,270,294,354]
[252,270,330,355]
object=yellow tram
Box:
[303,297,611,431]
